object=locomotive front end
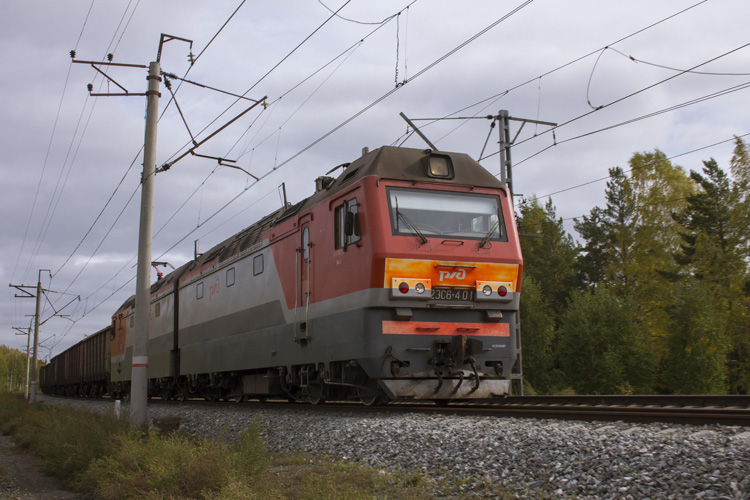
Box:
[356,148,523,401]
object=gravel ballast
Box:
[38,395,750,499]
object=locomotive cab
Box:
[366,148,522,400]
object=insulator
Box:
[69,50,76,59]
[87,83,93,92]
[107,53,113,62]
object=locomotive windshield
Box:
[387,187,507,242]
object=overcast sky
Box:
[2,0,749,358]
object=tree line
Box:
[0,345,30,393]
[519,136,750,395]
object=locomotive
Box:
[41,145,523,404]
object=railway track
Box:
[447,394,750,426]
[147,394,750,426]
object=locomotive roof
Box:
[114,146,503,312]
[334,145,503,191]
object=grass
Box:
[0,393,515,499]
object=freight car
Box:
[43,145,523,404]
[40,325,110,397]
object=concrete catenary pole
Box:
[24,326,31,399]
[29,271,43,403]
[130,60,160,427]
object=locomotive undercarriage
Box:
[137,328,514,405]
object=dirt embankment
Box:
[0,435,82,500]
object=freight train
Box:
[40,146,523,404]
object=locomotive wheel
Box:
[178,386,189,402]
[306,382,326,405]
[160,388,172,401]
[356,382,384,406]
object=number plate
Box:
[431,288,473,301]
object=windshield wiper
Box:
[479,220,500,248]
[397,211,428,245]
[395,198,428,245]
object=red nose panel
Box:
[382,321,510,336]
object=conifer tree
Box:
[519,276,559,393]
[517,197,578,319]
[557,287,656,394]
[670,140,750,393]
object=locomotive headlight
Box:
[475,281,513,302]
[391,277,431,299]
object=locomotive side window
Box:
[387,187,507,243]
[197,282,204,299]
[253,254,264,275]
[155,302,161,317]
[334,198,361,249]
[302,227,310,261]
[227,267,235,287]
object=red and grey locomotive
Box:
[42,145,523,404]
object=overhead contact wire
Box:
[429,0,709,145]
[270,0,533,173]
[50,1,247,317]
[538,131,750,200]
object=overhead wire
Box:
[40,2,251,352]
[47,2,248,314]
[585,46,750,111]
[48,2,270,341]
[409,0,709,149]
[480,40,750,166]
[12,0,98,284]
[511,80,750,169]
[232,14,400,162]
[160,0,361,168]
[267,0,534,174]
[606,46,750,77]
[21,0,142,282]
[537,132,750,201]
[162,0,420,174]
[316,0,391,25]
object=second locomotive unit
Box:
[43,145,523,404]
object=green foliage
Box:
[0,396,498,499]
[230,420,271,479]
[0,346,31,394]
[519,276,561,393]
[670,141,750,393]
[663,282,730,394]
[79,431,239,499]
[0,393,129,482]
[517,197,579,318]
[557,287,656,394]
